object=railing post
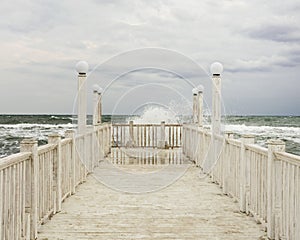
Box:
[267,139,285,239]
[109,124,112,153]
[183,125,186,154]
[83,133,90,175]
[274,156,283,240]
[182,125,185,154]
[127,120,135,147]
[101,127,105,156]
[103,126,107,156]
[20,138,39,240]
[192,88,198,124]
[197,85,204,127]
[195,126,201,167]
[65,130,76,194]
[158,121,165,149]
[106,125,110,155]
[92,85,103,126]
[198,127,205,167]
[93,86,99,126]
[223,131,233,195]
[91,127,96,170]
[239,134,255,212]
[48,134,62,213]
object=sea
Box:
[0,114,299,158]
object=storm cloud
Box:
[0,0,299,115]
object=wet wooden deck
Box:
[37,161,266,239]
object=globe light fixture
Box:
[210,62,223,75]
[197,84,204,93]
[76,61,89,74]
[192,87,198,95]
[93,84,100,92]
[98,87,103,94]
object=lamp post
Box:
[93,84,103,125]
[210,62,223,135]
[76,61,89,134]
[203,62,223,173]
[192,87,198,124]
[197,85,204,127]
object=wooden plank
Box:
[37,166,265,240]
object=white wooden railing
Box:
[0,124,111,240]
[1,121,298,240]
[112,122,182,148]
[182,124,300,240]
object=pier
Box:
[0,62,299,240]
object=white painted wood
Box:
[65,130,76,194]
[127,120,134,147]
[0,169,3,239]
[240,135,255,212]
[211,75,221,135]
[20,138,39,240]
[78,73,87,134]
[92,89,98,126]
[2,122,300,239]
[197,90,203,127]
[48,134,62,213]
[222,131,234,194]
[267,139,285,239]
[192,93,198,124]
[98,93,102,124]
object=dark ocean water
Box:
[0,115,299,158]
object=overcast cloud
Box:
[0,0,299,115]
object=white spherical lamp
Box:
[97,87,103,94]
[93,84,100,92]
[98,87,103,94]
[197,85,204,93]
[210,62,223,75]
[192,87,198,95]
[76,61,89,74]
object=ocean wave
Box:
[0,123,76,129]
[0,123,77,158]
[224,124,300,143]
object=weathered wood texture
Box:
[0,124,111,240]
[37,166,266,240]
[183,124,300,240]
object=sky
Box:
[0,0,299,115]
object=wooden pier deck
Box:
[37,164,266,240]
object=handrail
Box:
[182,123,300,240]
[245,143,268,156]
[275,151,300,166]
[112,123,182,127]
[0,152,31,170]
[0,123,112,240]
